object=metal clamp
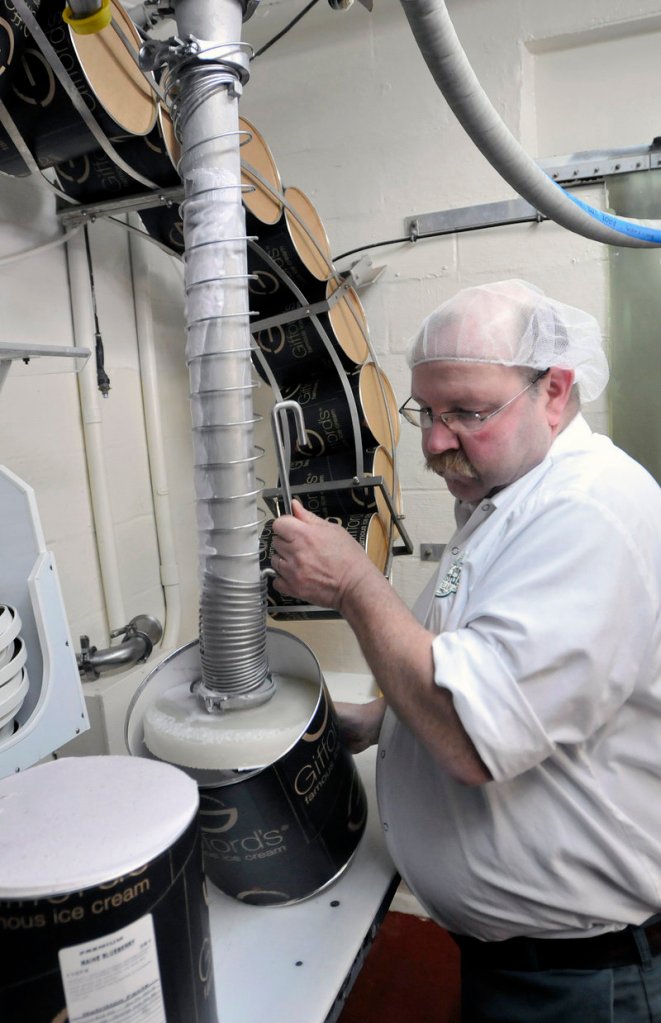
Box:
[139,34,251,94]
[193,672,276,713]
[138,36,186,72]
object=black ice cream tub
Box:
[0,755,217,1023]
[260,513,389,621]
[0,0,156,174]
[251,277,370,390]
[126,629,368,906]
[246,186,333,320]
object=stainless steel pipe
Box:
[169,0,273,710]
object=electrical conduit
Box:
[66,229,127,633]
[129,224,182,652]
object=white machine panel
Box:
[0,465,89,778]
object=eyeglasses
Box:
[399,370,549,433]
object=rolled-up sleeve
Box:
[432,629,556,778]
[431,491,656,782]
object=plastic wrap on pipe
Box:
[183,163,260,585]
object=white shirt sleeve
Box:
[432,489,657,781]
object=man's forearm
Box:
[340,571,491,785]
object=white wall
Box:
[239,0,661,661]
[1,0,659,726]
[0,182,197,652]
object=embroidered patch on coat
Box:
[435,554,464,598]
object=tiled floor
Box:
[337,911,462,1023]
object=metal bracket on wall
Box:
[0,341,91,396]
[57,185,184,229]
[343,253,387,289]
[407,197,545,242]
[406,140,661,241]
[419,543,445,562]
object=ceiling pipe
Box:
[400,0,661,248]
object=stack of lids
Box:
[0,605,29,739]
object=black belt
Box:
[450,916,661,971]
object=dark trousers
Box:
[459,918,661,1023]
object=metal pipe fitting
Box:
[77,615,163,678]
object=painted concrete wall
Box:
[238,0,661,669]
[0,0,659,730]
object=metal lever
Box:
[270,400,307,516]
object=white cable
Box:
[0,224,84,268]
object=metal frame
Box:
[406,140,661,240]
[0,342,90,396]
[262,476,412,620]
[263,474,412,556]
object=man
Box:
[270,279,661,1022]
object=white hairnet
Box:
[406,279,609,403]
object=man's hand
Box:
[270,500,380,613]
[335,698,386,753]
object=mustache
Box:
[426,449,478,479]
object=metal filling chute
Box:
[142,0,273,712]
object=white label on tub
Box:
[58,914,166,1023]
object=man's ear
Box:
[544,367,575,426]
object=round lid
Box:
[0,661,28,723]
[326,279,370,364]
[371,445,396,521]
[284,186,332,281]
[359,363,400,451]
[0,755,198,898]
[365,513,388,573]
[240,116,282,225]
[72,0,156,136]
[372,448,403,523]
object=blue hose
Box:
[561,182,661,245]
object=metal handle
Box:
[270,400,308,516]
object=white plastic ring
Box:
[0,666,29,728]
[0,605,22,669]
[0,636,27,688]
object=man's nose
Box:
[423,418,461,454]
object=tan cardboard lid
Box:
[240,116,283,225]
[326,279,370,365]
[73,0,156,136]
[365,512,388,573]
[284,186,332,281]
[359,363,400,451]
[371,445,402,522]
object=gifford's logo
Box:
[295,710,340,804]
[199,795,288,863]
[249,269,280,297]
[436,553,464,598]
